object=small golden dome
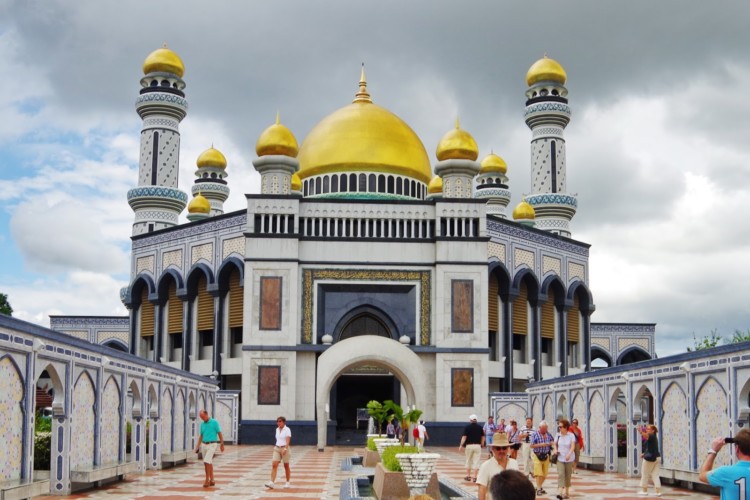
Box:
[436,118,479,162]
[512,200,536,220]
[428,175,443,194]
[143,46,185,78]
[290,173,302,191]
[196,146,227,169]
[297,68,432,183]
[256,113,299,158]
[526,55,567,86]
[480,152,508,174]
[188,193,211,214]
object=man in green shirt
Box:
[195,409,224,488]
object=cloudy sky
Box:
[1,0,748,357]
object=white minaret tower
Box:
[127,45,188,235]
[523,56,577,237]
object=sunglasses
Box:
[492,446,509,451]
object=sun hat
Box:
[491,433,511,447]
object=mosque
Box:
[50,46,656,446]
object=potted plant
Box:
[383,400,422,446]
[367,400,389,435]
[372,445,440,499]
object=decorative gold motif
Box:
[301,268,432,345]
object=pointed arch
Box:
[71,370,96,470]
[129,379,142,418]
[696,376,729,467]
[123,273,156,308]
[100,375,121,464]
[162,387,174,453]
[333,305,399,342]
[591,347,613,367]
[660,382,690,469]
[588,389,605,456]
[511,268,540,304]
[617,346,651,365]
[217,257,244,292]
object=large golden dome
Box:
[428,175,443,194]
[256,113,299,157]
[526,56,566,86]
[143,46,185,78]
[297,69,432,184]
[436,118,479,161]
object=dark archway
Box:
[617,346,651,365]
[333,305,399,342]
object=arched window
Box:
[387,176,394,193]
[340,174,348,192]
[396,177,403,195]
[369,174,376,192]
[359,173,367,192]
[323,176,330,193]
[351,174,358,192]
[315,177,321,195]
[378,175,386,193]
[303,180,309,197]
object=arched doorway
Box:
[316,336,425,450]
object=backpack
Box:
[413,427,419,438]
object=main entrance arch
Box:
[316,336,425,449]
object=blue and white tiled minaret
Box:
[523,56,577,237]
[128,46,188,235]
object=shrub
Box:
[34,432,51,470]
[381,445,418,472]
[367,437,378,451]
[35,411,51,433]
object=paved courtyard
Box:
[36,445,719,499]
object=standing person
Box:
[459,414,486,482]
[507,420,521,460]
[637,424,661,496]
[477,433,519,500]
[484,416,498,457]
[386,418,396,439]
[554,419,576,499]
[489,469,536,500]
[518,417,535,477]
[417,420,429,450]
[265,416,292,489]
[529,420,555,496]
[569,418,585,472]
[699,429,750,498]
[194,409,225,488]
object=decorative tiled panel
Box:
[191,243,213,265]
[71,373,96,470]
[543,396,554,421]
[696,378,730,468]
[98,331,129,343]
[661,383,690,470]
[542,255,561,275]
[571,393,586,430]
[222,237,244,259]
[618,337,650,352]
[174,390,185,451]
[591,337,611,350]
[487,241,506,264]
[532,396,541,423]
[136,255,155,275]
[514,248,535,270]
[67,331,89,340]
[162,389,173,453]
[162,249,182,270]
[568,262,585,282]
[497,402,526,425]
[100,377,121,465]
[216,400,232,443]
[0,357,24,481]
[589,390,605,456]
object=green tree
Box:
[731,329,750,344]
[383,400,423,447]
[687,329,723,352]
[366,400,389,435]
[0,293,12,316]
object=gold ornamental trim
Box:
[301,268,431,345]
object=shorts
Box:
[465,444,482,470]
[532,452,550,477]
[486,434,493,445]
[272,446,291,463]
[201,442,218,464]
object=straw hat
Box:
[491,432,511,447]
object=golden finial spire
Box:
[353,62,372,103]
[455,116,460,129]
[275,111,280,125]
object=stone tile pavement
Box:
[35,445,720,499]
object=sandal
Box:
[209,481,215,486]
[203,482,210,488]
[464,476,471,482]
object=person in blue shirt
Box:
[194,409,224,488]
[699,428,750,500]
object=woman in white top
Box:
[553,419,577,499]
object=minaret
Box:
[253,113,299,194]
[127,45,188,235]
[523,56,577,237]
[474,152,511,217]
[192,146,229,215]
[433,118,480,198]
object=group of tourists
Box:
[462,414,585,499]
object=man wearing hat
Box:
[459,414,486,483]
[477,432,519,500]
